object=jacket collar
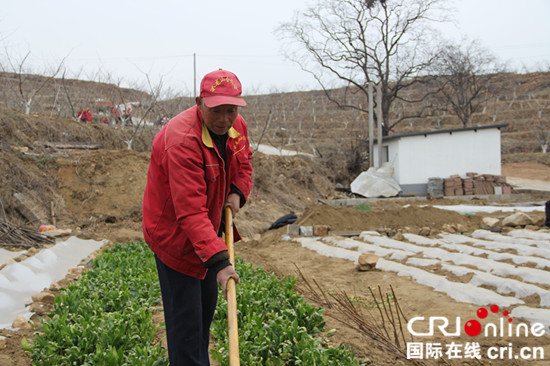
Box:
[201,123,240,148]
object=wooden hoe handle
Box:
[224,207,240,366]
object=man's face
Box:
[197,98,239,135]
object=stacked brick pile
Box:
[443,175,464,196]
[443,173,515,196]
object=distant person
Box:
[78,108,93,124]
[76,108,92,123]
[142,69,253,365]
[110,106,122,124]
[76,108,86,123]
[85,108,93,123]
[123,106,133,126]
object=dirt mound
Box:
[296,204,484,234]
[251,152,336,208]
[0,106,157,231]
[55,149,149,223]
[0,147,150,238]
[52,149,342,240]
[234,152,341,238]
[49,149,149,242]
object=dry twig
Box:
[294,266,428,365]
[0,220,54,248]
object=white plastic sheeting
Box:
[0,248,26,266]
[0,236,105,329]
[440,232,550,259]
[350,166,402,198]
[254,144,314,157]
[323,236,414,261]
[405,233,550,269]
[290,226,550,334]
[508,229,550,241]
[376,258,524,307]
[297,237,360,263]
[511,307,550,337]
[472,229,550,249]
[432,204,545,214]
[440,263,550,307]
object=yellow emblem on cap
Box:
[209,77,239,93]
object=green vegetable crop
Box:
[27,243,360,365]
[28,242,168,365]
[211,258,361,365]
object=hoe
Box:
[224,207,240,365]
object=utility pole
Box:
[368,83,374,168]
[376,84,383,168]
[193,53,197,99]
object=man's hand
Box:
[217,265,239,300]
[224,193,241,216]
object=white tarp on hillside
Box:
[350,166,402,198]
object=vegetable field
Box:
[212,258,359,365]
[26,242,168,365]
[26,242,360,365]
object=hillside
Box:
[1,71,550,232]
[3,70,550,159]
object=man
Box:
[77,108,92,123]
[142,69,253,365]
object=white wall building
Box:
[372,124,507,195]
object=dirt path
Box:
[503,162,550,191]
[502,162,550,182]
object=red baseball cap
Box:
[200,69,247,107]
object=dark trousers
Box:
[155,255,218,366]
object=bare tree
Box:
[530,96,550,153]
[4,50,65,114]
[431,40,503,127]
[251,109,273,153]
[277,0,447,135]
[531,116,550,153]
[59,68,79,119]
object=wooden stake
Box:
[50,201,56,227]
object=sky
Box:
[1,0,549,96]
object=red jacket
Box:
[142,105,253,278]
[77,109,92,122]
